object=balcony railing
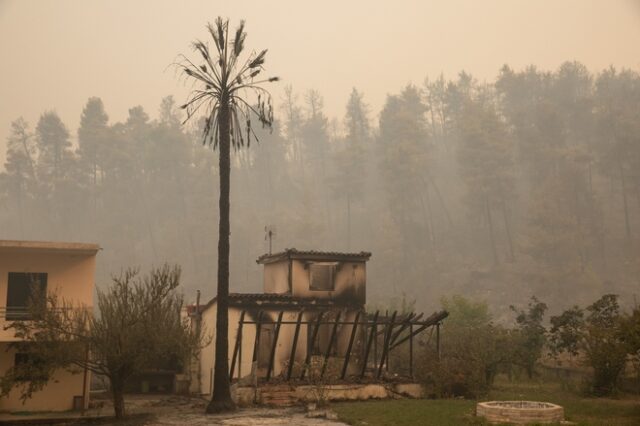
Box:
[0,306,89,321]
[0,307,34,321]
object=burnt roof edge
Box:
[198,293,362,312]
[257,248,372,264]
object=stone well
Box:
[476,401,564,424]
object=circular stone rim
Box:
[477,401,563,410]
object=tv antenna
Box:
[264,225,276,254]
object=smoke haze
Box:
[1,0,640,318]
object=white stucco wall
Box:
[263,261,290,294]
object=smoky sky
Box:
[1,0,639,163]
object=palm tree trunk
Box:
[207,95,236,413]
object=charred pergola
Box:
[229,308,448,383]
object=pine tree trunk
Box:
[501,198,515,261]
[347,193,351,250]
[485,196,498,266]
[619,161,631,239]
[424,184,436,243]
[16,167,25,237]
[425,175,453,229]
[417,188,434,244]
[428,95,438,141]
[206,94,236,413]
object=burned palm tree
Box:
[177,17,278,413]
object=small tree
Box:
[0,264,202,419]
[549,294,628,396]
[510,296,548,379]
[620,306,640,383]
[421,295,515,398]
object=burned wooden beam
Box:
[389,312,423,346]
[238,324,243,379]
[286,310,304,381]
[386,312,415,343]
[341,310,361,380]
[390,310,448,350]
[373,321,378,366]
[242,320,370,325]
[436,322,441,361]
[300,311,324,380]
[229,310,246,379]
[409,323,414,379]
[377,311,397,379]
[360,310,379,379]
[321,311,342,378]
[266,311,284,381]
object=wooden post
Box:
[252,312,263,365]
[266,311,284,381]
[373,322,378,367]
[360,311,379,379]
[287,310,304,380]
[341,311,361,380]
[409,324,413,379]
[301,311,324,380]
[321,311,342,378]
[238,322,243,379]
[230,310,246,379]
[377,311,397,379]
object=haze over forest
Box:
[1,1,640,318]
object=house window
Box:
[6,272,47,320]
[309,263,336,291]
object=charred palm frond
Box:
[176,17,279,149]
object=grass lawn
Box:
[333,379,640,426]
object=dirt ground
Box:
[101,395,348,426]
[140,407,346,426]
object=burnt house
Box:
[191,249,446,397]
[193,249,370,395]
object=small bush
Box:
[417,296,516,398]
